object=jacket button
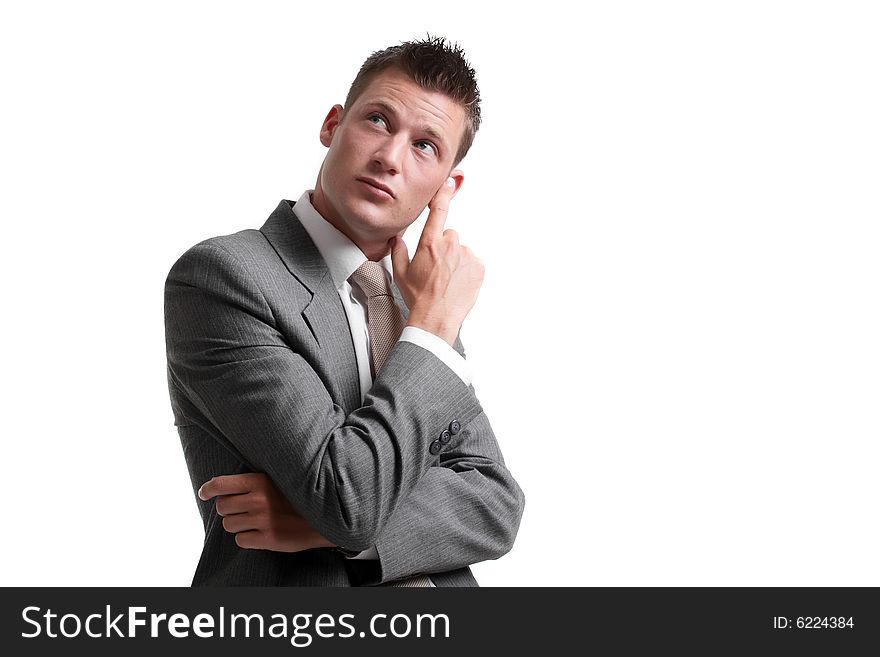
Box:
[429,440,442,455]
[439,429,451,445]
[449,420,461,435]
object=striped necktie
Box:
[350,261,405,378]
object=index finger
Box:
[419,177,456,247]
[198,473,262,500]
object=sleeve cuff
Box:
[399,326,472,387]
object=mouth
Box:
[356,177,395,199]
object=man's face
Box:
[312,67,466,254]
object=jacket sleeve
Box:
[372,401,526,584]
[164,241,482,553]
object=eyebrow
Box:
[363,100,449,152]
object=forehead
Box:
[351,68,466,153]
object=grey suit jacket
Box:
[164,199,525,586]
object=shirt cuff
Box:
[399,326,472,387]
[347,545,379,560]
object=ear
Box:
[319,104,345,147]
[447,168,465,199]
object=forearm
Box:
[372,411,526,583]
[166,242,482,552]
[170,340,481,552]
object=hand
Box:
[390,173,484,346]
[198,473,336,553]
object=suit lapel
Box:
[260,200,361,414]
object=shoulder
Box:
[166,227,281,282]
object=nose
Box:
[372,134,407,175]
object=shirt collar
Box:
[292,190,394,291]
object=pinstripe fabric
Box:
[164,199,525,587]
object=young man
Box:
[164,36,524,587]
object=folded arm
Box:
[165,241,482,553]
[370,407,525,583]
[347,335,524,581]
[200,332,525,583]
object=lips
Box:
[357,177,395,199]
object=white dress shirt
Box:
[292,190,472,562]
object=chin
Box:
[343,197,391,226]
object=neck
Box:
[310,188,391,262]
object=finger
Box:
[215,493,255,517]
[390,235,409,280]
[222,512,261,534]
[419,177,456,247]
[234,530,263,550]
[198,473,264,500]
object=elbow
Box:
[490,478,526,558]
[305,434,396,553]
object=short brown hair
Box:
[343,35,482,167]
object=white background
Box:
[2,1,878,587]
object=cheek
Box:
[328,130,365,170]
[399,185,436,217]
[410,176,443,205]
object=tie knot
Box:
[350,261,392,299]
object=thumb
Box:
[390,236,409,279]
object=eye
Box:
[414,140,437,156]
[367,114,388,129]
